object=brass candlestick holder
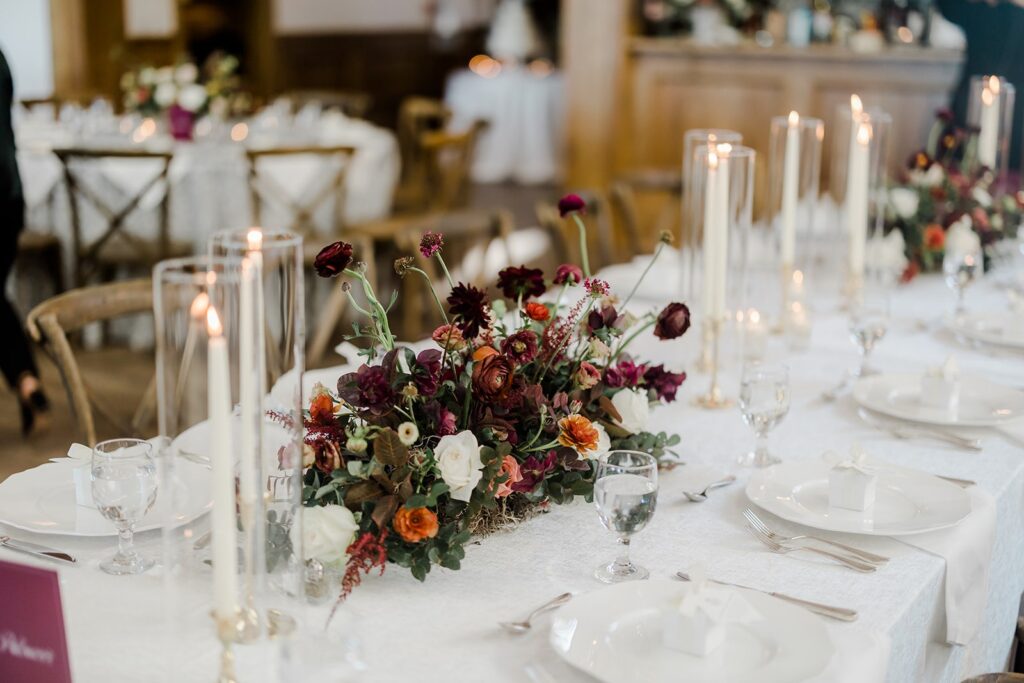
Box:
[237,498,262,644]
[694,317,733,409]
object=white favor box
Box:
[72,464,95,508]
[828,466,877,511]
[662,609,725,657]
[920,374,960,414]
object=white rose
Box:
[153,82,177,108]
[611,388,650,434]
[155,66,174,84]
[972,186,993,208]
[591,423,610,460]
[910,163,944,188]
[291,504,358,566]
[434,430,484,502]
[889,187,919,219]
[178,84,207,113]
[174,62,198,85]
[139,67,157,86]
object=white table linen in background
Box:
[444,66,564,184]
[1,270,1022,682]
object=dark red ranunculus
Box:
[558,194,586,217]
[511,451,558,493]
[447,283,490,339]
[412,349,442,395]
[654,302,691,340]
[497,265,546,300]
[553,263,584,286]
[605,360,647,389]
[501,330,539,365]
[644,364,687,402]
[314,241,353,278]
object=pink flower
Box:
[558,194,586,217]
[584,278,610,297]
[574,361,601,390]
[495,455,523,498]
[553,263,584,286]
[419,231,445,258]
[438,407,458,436]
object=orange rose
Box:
[495,454,523,498]
[923,224,945,251]
[524,301,550,322]
[309,393,335,424]
[472,345,499,362]
[393,506,439,543]
[557,415,600,455]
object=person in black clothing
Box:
[0,48,49,435]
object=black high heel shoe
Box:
[19,390,49,437]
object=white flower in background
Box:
[178,84,208,113]
[972,186,993,208]
[866,230,908,281]
[910,163,944,188]
[591,423,611,460]
[611,388,650,434]
[588,338,610,360]
[434,430,484,502]
[889,187,919,219]
[946,217,982,255]
[174,62,198,85]
[397,422,420,446]
[155,66,174,84]
[291,504,358,566]
[139,67,157,86]
[153,82,177,108]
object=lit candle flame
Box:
[856,123,871,146]
[788,110,799,127]
[748,309,761,325]
[708,150,719,170]
[190,292,209,319]
[982,87,994,107]
[716,143,732,156]
[246,228,263,252]
[708,133,717,144]
[206,306,223,337]
[850,94,863,118]
[793,270,804,285]
[230,122,248,142]
[988,75,1001,96]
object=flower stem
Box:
[344,267,395,350]
[621,241,665,310]
[571,214,591,278]
[435,254,455,290]
[609,317,656,363]
[408,267,449,323]
[536,298,597,383]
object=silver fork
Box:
[498,592,573,634]
[743,508,888,565]
[744,520,877,572]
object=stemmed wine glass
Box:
[593,450,658,583]
[738,363,791,467]
[943,246,982,320]
[91,438,158,575]
[848,286,890,378]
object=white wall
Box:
[0,0,54,99]
[273,0,495,35]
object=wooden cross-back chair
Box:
[420,120,488,212]
[26,279,155,446]
[393,208,514,339]
[54,147,185,287]
[535,189,620,272]
[395,97,453,212]
[610,168,682,255]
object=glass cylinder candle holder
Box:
[829,98,891,297]
[968,75,1015,191]
[768,112,823,322]
[681,128,742,302]
[209,228,306,628]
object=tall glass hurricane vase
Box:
[968,75,1015,191]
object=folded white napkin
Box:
[898,486,996,645]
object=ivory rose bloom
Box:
[434,430,484,502]
[292,504,358,566]
[611,388,650,434]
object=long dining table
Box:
[1,264,1022,682]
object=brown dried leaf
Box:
[373,428,410,468]
[598,395,623,424]
[371,495,400,529]
[344,480,384,508]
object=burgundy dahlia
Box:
[654,302,691,340]
[501,330,539,365]
[644,364,687,402]
[419,231,445,258]
[447,283,490,339]
[314,241,353,278]
[497,265,546,299]
[338,365,394,416]
[558,194,586,217]
[553,263,584,286]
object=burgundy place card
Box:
[0,558,72,683]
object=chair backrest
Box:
[610,168,682,254]
[420,120,488,211]
[396,97,453,205]
[283,89,372,119]
[535,189,617,271]
[246,145,358,238]
[53,147,174,287]
[26,279,153,446]
[393,208,514,338]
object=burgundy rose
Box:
[644,364,687,402]
[553,263,584,286]
[472,354,514,402]
[501,330,539,365]
[654,302,691,340]
[314,241,353,278]
[419,231,444,258]
[497,265,546,299]
[605,360,647,389]
[447,283,490,339]
[511,451,558,493]
[558,194,586,217]
[412,349,442,395]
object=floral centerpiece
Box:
[885,109,1024,280]
[298,195,691,608]
[120,52,248,139]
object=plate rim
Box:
[949,312,1024,350]
[852,372,1024,427]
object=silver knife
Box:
[0,536,77,565]
[675,572,857,622]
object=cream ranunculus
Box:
[889,187,919,219]
[178,84,208,113]
[611,388,650,434]
[291,504,358,566]
[174,62,198,85]
[153,82,177,108]
[434,430,484,502]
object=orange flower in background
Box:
[472,345,499,362]
[557,415,600,455]
[524,301,550,322]
[923,224,945,251]
[393,507,439,543]
[495,455,523,498]
[309,392,336,424]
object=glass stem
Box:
[955,287,966,317]
[117,525,134,559]
[754,431,770,465]
[614,535,632,572]
[858,343,873,377]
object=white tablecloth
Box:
[444,66,564,184]
[2,270,1023,682]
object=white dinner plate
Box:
[853,373,1024,427]
[746,460,971,536]
[550,579,834,683]
[0,459,212,537]
[949,312,1024,350]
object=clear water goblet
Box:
[593,450,659,583]
[848,287,890,377]
[92,438,158,575]
[738,363,791,467]
[943,247,982,319]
